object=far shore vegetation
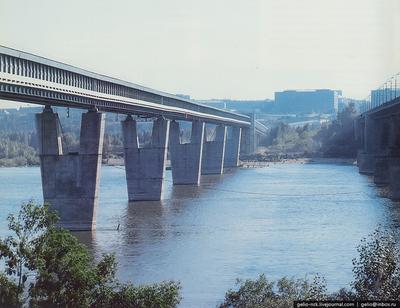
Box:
[0,104,357,167]
[1,202,399,307]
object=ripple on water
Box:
[0,163,397,307]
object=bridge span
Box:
[0,46,268,230]
[355,73,400,200]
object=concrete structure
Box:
[0,45,269,231]
[36,106,105,230]
[122,116,169,201]
[224,126,242,168]
[355,90,400,200]
[201,125,227,174]
[169,120,205,185]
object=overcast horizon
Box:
[1,0,399,109]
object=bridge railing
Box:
[361,72,400,113]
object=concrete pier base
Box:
[201,124,227,175]
[36,107,105,231]
[240,127,251,155]
[122,116,169,201]
[357,151,375,175]
[373,156,390,185]
[169,120,205,185]
[389,157,400,200]
[224,126,242,168]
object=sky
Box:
[0,0,399,109]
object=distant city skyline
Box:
[1,0,399,110]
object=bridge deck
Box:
[0,46,251,127]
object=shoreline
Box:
[240,157,356,168]
[0,157,357,169]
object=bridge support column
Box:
[358,115,379,175]
[201,124,227,174]
[388,116,400,199]
[36,107,105,231]
[224,126,242,168]
[122,116,169,201]
[169,120,205,185]
[389,158,400,200]
[240,127,251,155]
[373,156,390,185]
[250,113,256,153]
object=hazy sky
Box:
[0,0,399,108]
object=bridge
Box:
[355,72,400,200]
[0,46,268,231]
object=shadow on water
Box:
[74,231,97,252]
[119,170,234,242]
[122,200,167,244]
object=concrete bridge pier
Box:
[357,115,379,175]
[36,106,105,231]
[240,127,251,155]
[224,126,242,168]
[388,116,400,199]
[201,124,227,174]
[373,156,390,185]
[169,120,205,185]
[122,116,169,201]
[389,158,400,200]
[373,117,393,185]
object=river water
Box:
[0,163,399,307]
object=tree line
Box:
[260,104,358,158]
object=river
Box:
[0,163,399,307]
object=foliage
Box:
[0,273,18,307]
[0,132,39,166]
[219,274,328,308]
[261,104,358,158]
[351,228,400,300]
[263,123,320,155]
[0,201,58,305]
[94,281,182,308]
[0,202,181,307]
[316,104,358,158]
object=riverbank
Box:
[240,157,356,168]
[1,157,356,169]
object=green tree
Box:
[0,201,57,305]
[317,103,358,158]
[219,274,328,308]
[352,228,400,300]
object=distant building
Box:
[274,89,341,115]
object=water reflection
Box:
[74,231,97,252]
[123,200,167,244]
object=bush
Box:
[352,228,400,300]
[219,274,328,308]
